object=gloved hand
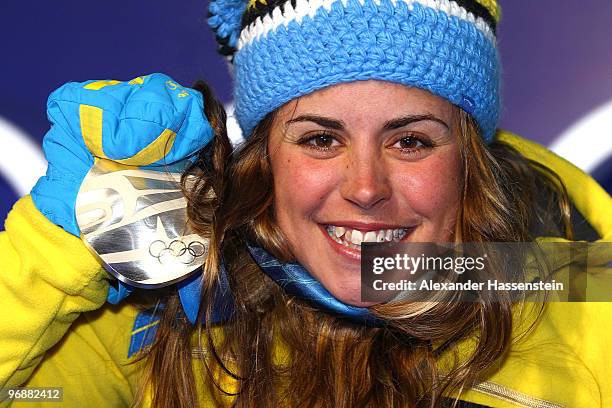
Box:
[31,73,214,303]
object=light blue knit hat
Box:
[208,0,501,141]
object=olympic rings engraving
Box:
[148,239,207,265]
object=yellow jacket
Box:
[0,131,610,407]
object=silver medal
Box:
[75,159,208,288]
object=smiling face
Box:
[267,80,462,306]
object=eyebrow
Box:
[285,114,449,130]
[383,114,449,130]
[286,115,345,129]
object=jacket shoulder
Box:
[496,130,612,240]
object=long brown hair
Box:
[134,82,573,407]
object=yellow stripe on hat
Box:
[475,0,500,23]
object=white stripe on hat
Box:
[237,0,496,50]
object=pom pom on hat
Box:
[208,0,248,55]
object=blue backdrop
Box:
[1,0,611,223]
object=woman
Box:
[1,0,611,407]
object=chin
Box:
[323,279,378,307]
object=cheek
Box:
[394,152,462,218]
[272,151,338,223]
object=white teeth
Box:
[363,231,377,242]
[351,230,363,245]
[325,225,410,247]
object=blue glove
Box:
[31,73,214,303]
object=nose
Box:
[339,149,392,210]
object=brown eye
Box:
[391,134,434,159]
[397,136,424,149]
[298,132,340,152]
[310,134,335,148]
